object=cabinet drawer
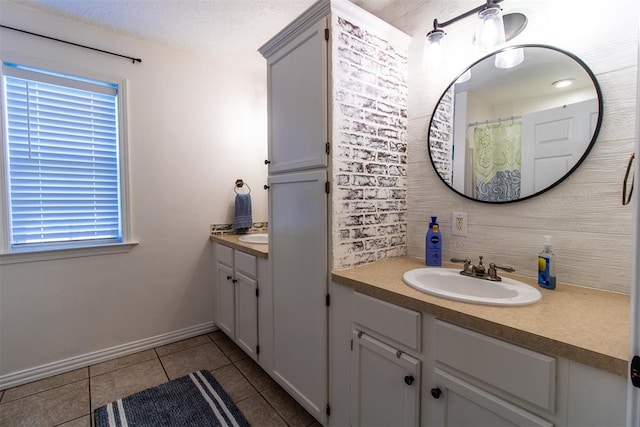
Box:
[234,250,257,278]
[216,244,233,266]
[353,292,421,352]
[435,320,556,411]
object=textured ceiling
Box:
[9,0,397,68]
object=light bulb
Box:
[456,69,471,84]
[475,5,506,50]
[495,47,524,69]
[423,29,445,69]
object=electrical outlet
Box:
[452,212,468,237]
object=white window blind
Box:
[2,63,122,252]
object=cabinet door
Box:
[216,262,235,338]
[431,368,553,427]
[235,271,258,361]
[266,19,328,173]
[351,330,421,427]
[268,169,328,423]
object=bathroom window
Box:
[0,62,133,259]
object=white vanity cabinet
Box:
[330,283,628,426]
[429,320,556,427]
[428,320,627,427]
[214,243,259,361]
[350,292,422,427]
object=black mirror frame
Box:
[427,44,604,204]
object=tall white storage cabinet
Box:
[260,0,410,424]
[259,3,330,423]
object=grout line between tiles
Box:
[90,357,159,380]
[0,377,89,406]
[53,413,88,427]
[88,371,92,422]
[154,348,170,382]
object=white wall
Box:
[377,0,639,293]
[0,2,267,380]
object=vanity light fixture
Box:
[475,3,505,50]
[423,22,446,67]
[425,0,527,51]
[552,78,575,88]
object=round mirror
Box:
[428,44,603,203]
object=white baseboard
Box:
[0,322,218,390]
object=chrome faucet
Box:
[451,256,515,282]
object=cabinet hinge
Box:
[256,345,260,355]
[324,28,329,41]
[632,355,640,388]
[326,294,331,306]
[325,142,330,155]
[325,181,330,194]
[326,403,331,416]
[255,288,259,298]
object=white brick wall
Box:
[332,15,409,269]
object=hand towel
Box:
[233,193,253,232]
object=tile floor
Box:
[0,331,319,427]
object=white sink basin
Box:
[238,233,268,244]
[402,268,541,306]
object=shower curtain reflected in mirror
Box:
[470,121,522,202]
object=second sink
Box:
[238,233,268,244]
[402,268,541,306]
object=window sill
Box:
[0,242,139,265]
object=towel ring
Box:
[234,179,251,194]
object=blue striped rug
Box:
[94,370,250,427]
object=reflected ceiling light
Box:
[552,79,575,88]
[456,69,472,84]
[425,1,527,52]
[495,47,524,69]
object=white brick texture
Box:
[332,15,409,269]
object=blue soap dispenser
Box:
[426,216,442,266]
[538,235,557,290]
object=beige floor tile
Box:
[208,330,226,342]
[0,379,89,427]
[236,393,287,427]
[58,414,91,426]
[262,385,316,427]
[210,364,258,403]
[159,342,231,380]
[89,349,157,377]
[90,358,168,411]
[215,335,248,362]
[155,335,212,357]
[2,368,88,403]
[235,358,277,392]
